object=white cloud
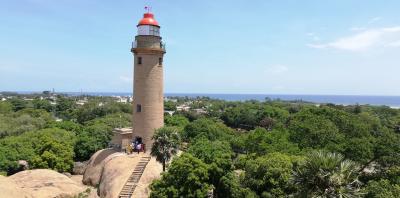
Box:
[119,76,132,83]
[350,27,367,31]
[306,44,327,49]
[266,65,289,74]
[306,32,315,36]
[368,17,382,24]
[306,32,321,41]
[308,26,400,51]
[387,40,400,47]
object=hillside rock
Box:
[98,154,163,198]
[82,149,163,198]
[0,169,95,198]
[0,175,30,198]
[73,161,88,175]
[82,148,120,186]
[131,156,163,197]
[98,155,139,198]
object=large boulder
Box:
[82,148,119,186]
[83,149,163,198]
[0,175,30,198]
[98,154,163,198]
[131,157,163,197]
[73,161,88,175]
[98,155,139,198]
[7,169,89,198]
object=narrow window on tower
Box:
[159,57,163,66]
[138,57,142,65]
[136,104,142,112]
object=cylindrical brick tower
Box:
[131,11,165,150]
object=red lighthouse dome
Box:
[138,13,159,27]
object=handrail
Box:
[131,41,166,51]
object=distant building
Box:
[114,96,129,103]
[164,110,175,116]
[176,104,190,111]
[193,108,207,114]
[76,100,87,106]
[111,128,133,152]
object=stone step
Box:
[118,157,151,197]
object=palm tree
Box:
[151,126,181,171]
[293,150,363,198]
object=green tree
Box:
[242,152,295,197]
[151,127,181,171]
[49,121,83,134]
[364,179,400,198]
[344,137,375,165]
[150,153,211,198]
[0,128,75,174]
[32,99,53,112]
[219,172,258,198]
[293,151,362,198]
[187,137,233,196]
[370,131,400,170]
[85,113,132,129]
[55,96,76,119]
[0,109,53,138]
[0,101,13,114]
[164,101,177,111]
[288,110,344,149]
[164,114,190,130]
[76,101,131,123]
[74,123,113,161]
[28,128,75,172]
[8,97,28,111]
[0,135,35,175]
[183,118,234,142]
[245,128,299,156]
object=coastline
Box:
[3,91,400,108]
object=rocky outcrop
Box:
[82,148,120,186]
[131,157,163,197]
[99,155,139,198]
[83,149,163,198]
[0,169,96,198]
[0,175,30,198]
[73,161,89,175]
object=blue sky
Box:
[1,0,400,95]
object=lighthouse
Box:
[131,10,165,150]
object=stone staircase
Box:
[118,156,152,198]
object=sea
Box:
[59,92,400,108]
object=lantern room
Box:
[137,13,160,36]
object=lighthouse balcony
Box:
[131,40,166,52]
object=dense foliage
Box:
[1,94,400,197]
[151,98,400,198]
[0,95,132,175]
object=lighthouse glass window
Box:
[149,26,160,36]
[138,25,159,36]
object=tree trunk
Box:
[162,160,166,172]
[359,158,376,173]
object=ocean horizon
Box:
[8,91,400,108]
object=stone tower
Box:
[131,11,165,150]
